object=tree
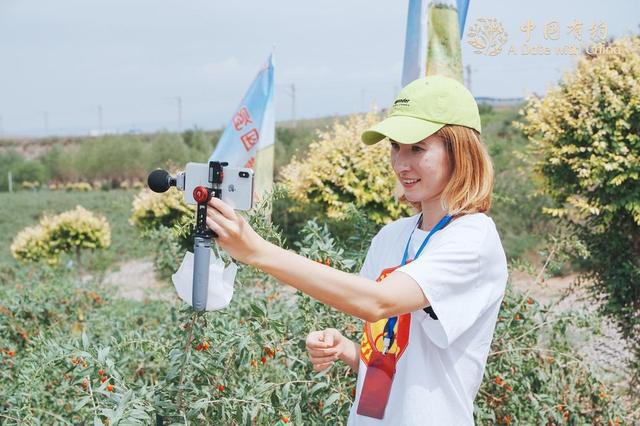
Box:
[516,36,640,381]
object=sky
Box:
[0,0,638,137]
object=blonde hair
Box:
[397,124,493,215]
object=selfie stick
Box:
[191,161,227,311]
[147,161,227,311]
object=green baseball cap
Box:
[361,75,481,145]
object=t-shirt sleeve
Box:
[397,219,506,349]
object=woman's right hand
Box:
[305,328,345,371]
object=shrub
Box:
[20,181,40,190]
[74,135,147,186]
[279,113,413,225]
[129,188,193,232]
[0,216,632,424]
[10,205,111,265]
[515,36,640,379]
[64,182,93,192]
[0,151,47,191]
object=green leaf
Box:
[74,396,91,411]
[324,392,341,408]
[250,302,266,317]
[270,389,280,408]
[310,382,329,395]
[81,331,89,350]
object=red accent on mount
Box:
[193,186,209,203]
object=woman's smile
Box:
[400,177,421,189]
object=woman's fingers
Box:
[309,353,339,364]
[307,347,338,358]
[306,329,340,371]
[207,205,234,229]
[209,197,236,221]
[306,331,327,347]
[205,217,225,238]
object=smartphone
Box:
[183,162,254,210]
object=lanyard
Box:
[382,213,452,354]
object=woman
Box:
[206,75,508,425]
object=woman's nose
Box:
[393,150,412,172]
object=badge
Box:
[356,351,396,419]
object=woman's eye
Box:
[411,146,424,152]
[390,143,399,150]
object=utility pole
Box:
[465,65,472,92]
[280,84,296,126]
[98,105,103,134]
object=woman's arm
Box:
[206,197,430,322]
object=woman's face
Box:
[389,134,452,205]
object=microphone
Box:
[148,169,175,193]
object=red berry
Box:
[98,369,104,376]
[203,342,210,350]
[261,356,267,364]
[196,343,203,351]
[282,416,290,424]
[106,384,114,392]
[101,376,107,383]
[217,384,225,392]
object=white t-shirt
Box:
[347,212,508,426]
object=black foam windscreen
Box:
[147,169,171,193]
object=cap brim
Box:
[361,115,445,145]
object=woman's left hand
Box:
[205,197,266,265]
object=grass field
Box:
[0,190,152,270]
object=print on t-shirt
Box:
[359,263,412,365]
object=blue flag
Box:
[401,0,426,87]
[209,54,275,170]
[456,0,470,38]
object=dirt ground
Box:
[101,258,175,303]
[510,270,633,384]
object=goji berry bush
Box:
[0,195,631,425]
